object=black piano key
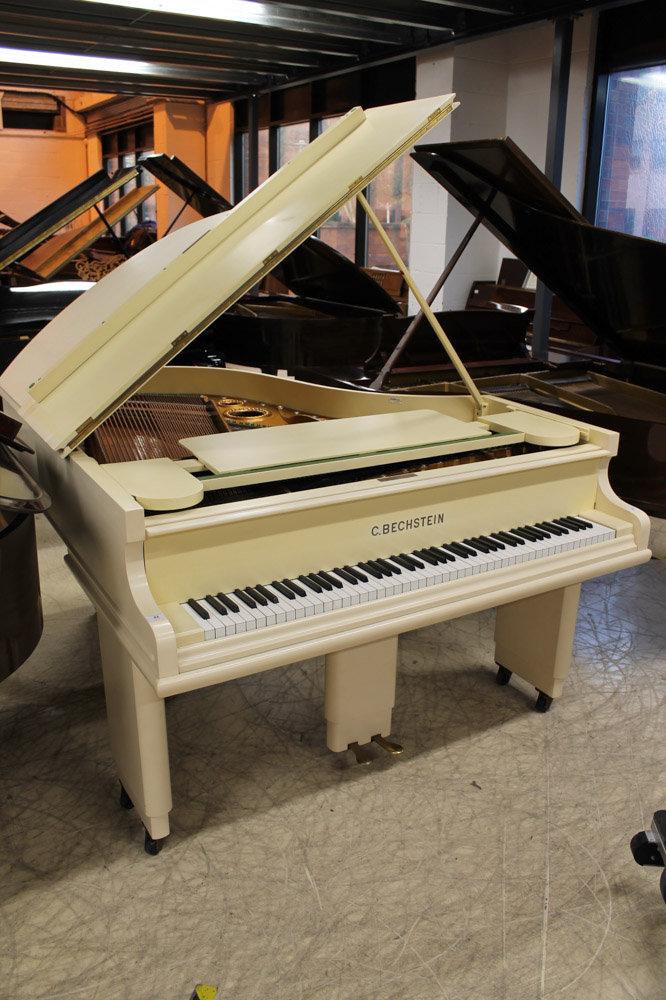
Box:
[234,588,257,609]
[343,565,368,583]
[524,524,550,539]
[414,548,439,565]
[309,572,333,591]
[464,537,492,553]
[271,580,297,599]
[284,578,307,597]
[478,534,504,550]
[318,570,344,588]
[397,552,424,569]
[564,515,593,529]
[205,595,229,616]
[437,543,467,559]
[493,531,523,546]
[509,527,539,541]
[369,558,394,575]
[255,584,280,604]
[428,546,455,562]
[216,592,240,613]
[514,525,542,540]
[536,521,567,536]
[187,598,210,619]
[358,561,384,579]
[332,567,359,585]
[447,541,476,558]
[299,574,322,593]
[245,586,268,606]
[376,558,402,575]
[554,517,582,531]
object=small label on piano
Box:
[146,613,167,622]
[371,511,446,536]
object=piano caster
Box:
[372,734,403,754]
[144,826,164,856]
[119,782,134,810]
[535,690,553,713]
[495,664,512,686]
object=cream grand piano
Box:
[0,94,652,853]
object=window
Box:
[0,91,63,130]
[596,66,666,241]
[101,120,157,237]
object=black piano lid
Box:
[139,153,233,217]
[140,153,400,315]
[0,166,139,272]
[270,236,401,315]
[411,138,666,365]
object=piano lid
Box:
[0,167,139,272]
[0,94,457,455]
[411,138,666,364]
[141,153,400,314]
[139,153,233,217]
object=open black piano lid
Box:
[411,138,666,365]
[140,153,400,315]
[0,167,139,272]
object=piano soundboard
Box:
[0,93,651,853]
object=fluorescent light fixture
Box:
[76,0,270,25]
[10,282,95,294]
[0,46,153,75]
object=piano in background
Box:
[140,151,537,375]
[0,412,50,678]
[0,168,157,370]
[0,95,651,853]
[299,138,666,520]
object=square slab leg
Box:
[98,617,172,840]
[494,583,581,701]
[325,636,398,752]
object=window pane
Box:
[367,152,413,267]
[597,65,666,241]
[317,115,356,260]
[277,121,309,166]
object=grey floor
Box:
[1,516,665,1000]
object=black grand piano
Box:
[0,412,50,678]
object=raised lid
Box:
[411,138,666,362]
[0,94,457,455]
[141,154,401,313]
[0,167,138,271]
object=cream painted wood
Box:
[181,410,491,475]
[105,458,203,510]
[0,94,457,454]
[325,637,398,752]
[483,410,580,447]
[494,584,582,699]
[98,616,172,840]
[2,362,653,842]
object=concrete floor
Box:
[1,515,665,1000]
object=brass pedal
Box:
[372,734,404,755]
[348,741,373,765]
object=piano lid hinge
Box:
[349,176,364,191]
[171,330,191,350]
[262,249,279,267]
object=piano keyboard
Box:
[179,515,615,640]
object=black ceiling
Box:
[0,0,639,103]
